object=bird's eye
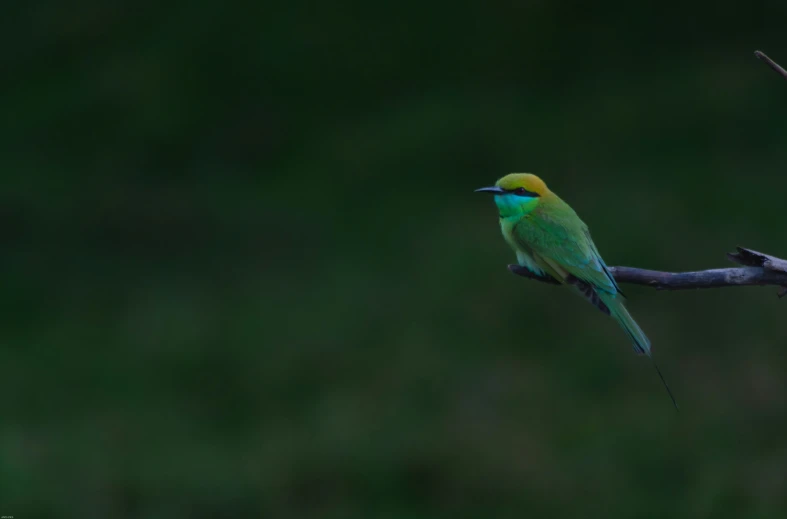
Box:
[515,187,528,195]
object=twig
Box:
[754,50,787,81]
[508,247,787,297]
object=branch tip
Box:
[754,50,787,81]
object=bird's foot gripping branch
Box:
[509,247,787,298]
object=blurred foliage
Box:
[2,1,787,518]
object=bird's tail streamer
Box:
[600,292,679,410]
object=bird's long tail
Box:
[599,292,679,410]
[600,293,650,356]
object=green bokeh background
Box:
[3,2,787,517]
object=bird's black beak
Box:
[474,186,505,194]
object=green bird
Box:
[476,173,677,409]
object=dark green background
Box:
[3,2,787,517]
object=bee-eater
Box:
[476,173,677,409]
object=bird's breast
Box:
[499,216,525,252]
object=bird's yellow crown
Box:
[496,173,550,196]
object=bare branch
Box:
[755,50,787,81]
[508,247,787,297]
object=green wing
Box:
[512,202,620,295]
[581,227,623,295]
